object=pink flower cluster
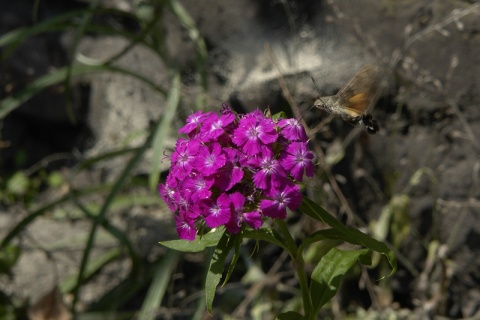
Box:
[159,105,314,240]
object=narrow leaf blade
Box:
[160,228,224,253]
[205,232,235,313]
[300,197,397,278]
[310,248,370,313]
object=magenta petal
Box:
[280,142,315,181]
[278,118,308,141]
[175,214,196,241]
[193,143,227,175]
[214,162,244,191]
[225,192,246,233]
[225,215,241,234]
[252,147,287,190]
[285,186,303,211]
[260,185,302,219]
[243,211,262,229]
[230,192,246,209]
[229,166,244,189]
[159,106,316,241]
[204,194,232,228]
[179,111,211,135]
[158,183,178,211]
[232,114,280,156]
[257,119,278,144]
[183,174,214,201]
[170,139,201,179]
[260,198,287,219]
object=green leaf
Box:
[0,185,110,251]
[276,311,305,320]
[272,111,288,120]
[390,194,411,248]
[370,198,394,242]
[6,172,29,195]
[303,238,342,264]
[160,228,225,252]
[167,0,208,108]
[72,111,164,310]
[0,64,166,120]
[60,248,122,294]
[138,250,179,320]
[0,245,21,275]
[149,70,180,191]
[300,197,397,279]
[205,232,235,313]
[47,171,64,188]
[242,228,288,250]
[223,232,242,286]
[71,196,141,275]
[299,228,350,258]
[310,248,370,314]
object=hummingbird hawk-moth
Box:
[313,64,381,134]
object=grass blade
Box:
[149,70,180,191]
[138,250,179,320]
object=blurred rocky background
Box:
[1,0,479,319]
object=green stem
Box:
[277,220,313,319]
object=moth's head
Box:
[313,96,337,109]
[313,98,325,109]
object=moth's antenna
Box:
[311,76,321,96]
[264,43,309,128]
[264,44,324,138]
[264,43,299,118]
[310,76,326,112]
